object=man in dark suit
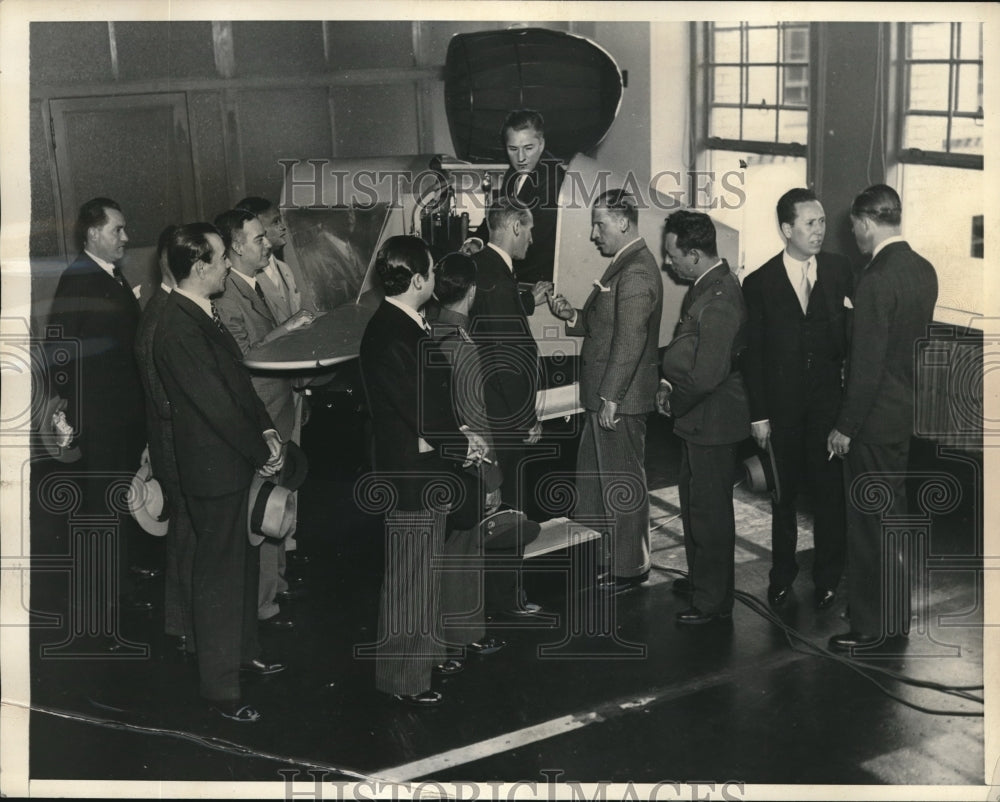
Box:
[742,188,853,610]
[134,225,196,651]
[548,190,663,593]
[48,197,149,613]
[153,223,287,722]
[473,109,564,284]
[827,184,938,651]
[359,235,487,707]
[213,209,314,631]
[657,210,750,626]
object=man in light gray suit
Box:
[213,209,314,629]
[549,190,663,592]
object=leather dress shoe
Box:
[130,565,163,580]
[275,587,307,602]
[504,601,543,617]
[828,631,880,651]
[671,577,692,597]
[814,588,837,609]
[393,690,442,707]
[767,584,790,608]
[127,598,154,612]
[259,613,295,630]
[210,700,261,723]
[433,658,464,676]
[467,637,506,655]
[675,606,732,626]
[598,571,649,593]
[240,658,286,676]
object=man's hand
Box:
[751,420,771,451]
[598,399,619,431]
[654,386,672,417]
[827,428,851,459]
[259,431,286,476]
[548,293,575,321]
[462,430,489,466]
[523,420,543,444]
[281,309,315,335]
[531,281,554,306]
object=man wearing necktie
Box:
[48,197,150,621]
[548,190,663,594]
[826,184,938,651]
[741,188,854,611]
[656,211,750,626]
[212,209,314,631]
[153,223,286,722]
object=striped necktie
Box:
[210,302,228,334]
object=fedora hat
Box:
[37,395,81,463]
[247,441,308,546]
[128,447,169,537]
[743,439,782,505]
[479,506,541,551]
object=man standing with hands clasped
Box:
[548,190,663,594]
[826,184,937,651]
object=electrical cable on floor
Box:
[3,697,378,781]
[648,561,984,717]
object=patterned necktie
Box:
[798,259,813,314]
[112,266,128,289]
[210,302,228,335]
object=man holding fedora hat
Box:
[153,222,286,723]
[742,188,853,611]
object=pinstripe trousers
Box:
[375,509,447,697]
[573,412,651,579]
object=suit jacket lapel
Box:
[229,272,273,321]
[176,292,244,360]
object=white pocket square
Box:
[593,279,611,293]
[132,284,142,300]
[843,296,854,309]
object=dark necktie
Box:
[210,302,228,335]
[253,281,267,305]
[112,266,128,289]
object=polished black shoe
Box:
[393,690,443,707]
[767,583,790,608]
[433,658,464,676]
[814,588,837,610]
[675,606,733,626]
[275,587,307,602]
[671,577,692,597]
[210,700,261,723]
[130,565,163,580]
[286,574,307,588]
[828,631,880,651]
[467,637,506,656]
[504,601,543,617]
[259,613,295,631]
[127,597,154,612]
[240,658,286,676]
[599,571,649,593]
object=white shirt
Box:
[230,269,260,292]
[84,250,116,279]
[385,295,429,332]
[161,283,173,293]
[782,250,816,291]
[870,235,906,262]
[173,286,214,318]
[487,242,514,273]
[610,236,642,266]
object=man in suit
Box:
[657,210,750,626]
[154,222,286,722]
[213,209,314,630]
[473,109,564,284]
[548,190,663,593]
[827,184,938,651]
[359,235,487,706]
[134,225,196,652]
[235,196,313,569]
[742,188,853,610]
[48,197,150,615]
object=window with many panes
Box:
[705,21,810,155]
[900,21,983,167]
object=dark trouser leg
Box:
[843,439,909,637]
[682,440,738,614]
[806,415,847,590]
[438,526,486,649]
[767,426,803,587]
[187,489,255,703]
